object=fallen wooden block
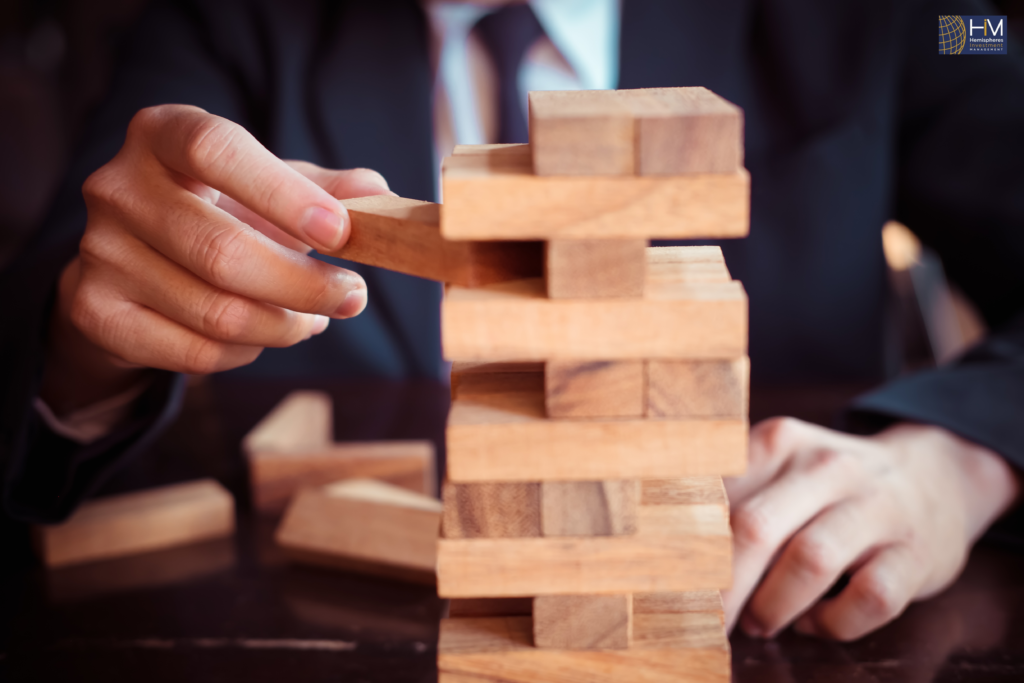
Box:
[438,611,728,682]
[34,480,235,568]
[441,144,749,240]
[242,390,333,454]
[328,195,541,286]
[446,372,746,482]
[545,239,647,299]
[647,357,750,418]
[545,360,645,418]
[437,498,731,597]
[442,251,747,362]
[533,594,633,650]
[529,90,635,176]
[441,481,541,539]
[541,481,639,537]
[276,478,441,585]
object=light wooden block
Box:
[647,357,749,419]
[635,590,724,621]
[545,239,647,299]
[443,249,747,362]
[646,245,731,283]
[446,372,747,482]
[545,360,645,418]
[529,90,635,176]
[248,440,435,513]
[436,500,731,597]
[641,477,729,515]
[34,480,235,568]
[330,195,541,286]
[442,481,541,538]
[441,144,749,240]
[438,612,728,683]
[533,594,633,650]
[633,87,743,175]
[275,478,441,584]
[243,390,333,454]
[540,481,638,537]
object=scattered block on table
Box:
[446,372,746,482]
[647,357,749,418]
[533,594,633,650]
[276,478,441,585]
[438,611,729,683]
[545,239,647,299]
[329,195,542,287]
[545,360,645,418]
[437,498,731,597]
[633,87,743,175]
[635,590,724,621]
[647,245,731,283]
[243,390,333,454]
[642,477,729,516]
[441,481,541,538]
[540,481,639,537]
[528,90,635,176]
[34,480,235,568]
[247,440,435,513]
[442,257,747,362]
[441,144,750,240]
[448,597,534,618]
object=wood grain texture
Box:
[328,195,542,286]
[441,144,750,240]
[540,481,639,537]
[248,440,436,513]
[438,612,728,683]
[641,477,728,512]
[545,360,645,418]
[533,594,633,650]
[243,390,333,454]
[646,245,731,283]
[634,591,723,618]
[647,357,749,418]
[446,372,747,482]
[436,501,731,597]
[545,239,647,299]
[633,87,743,175]
[34,480,235,568]
[442,481,541,538]
[276,479,441,585]
[529,90,635,176]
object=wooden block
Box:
[545,360,645,418]
[329,195,542,287]
[646,245,731,283]
[448,597,534,618]
[633,87,743,175]
[438,612,728,683]
[540,481,638,537]
[545,239,647,299]
[533,594,633,650]
[635,590,724,619]
[452,361,543,399]
[441,481,541,538]
[642,477,728,514]
[442,253,747,361]
[441,144,750,240]
[248,440,436,513]
[446,372,746,482]
[529,90,635,176]
[437,500,731,597]
[242,390,333,454]
[275,478,441,585]
[34,480,235,568]
[647,357,749,418]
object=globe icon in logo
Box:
[939,15,966,54]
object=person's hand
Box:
[42,105,392,414]
[723,417,1020,642]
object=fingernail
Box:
[311,315,330,335]
[740,614,766,638]
[299,206,345,251]
[333,287,367,319]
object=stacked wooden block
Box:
[436,88,750,683]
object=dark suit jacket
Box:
[2,0,1023,523]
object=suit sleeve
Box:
[846,0,1024,472]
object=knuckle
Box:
[297,272,336,313]
[348,167,388,188]
[182,116,241,176]
[852,570,903,621]
[191,226,248,287]
[181,337,228,375]
[202,294,254,342]
[788,535,837,580]
[731,505,774,549]
[750,416,802,463]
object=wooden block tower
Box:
[435,87,751,683]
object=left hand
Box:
[723,417,1020,641]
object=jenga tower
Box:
[436,87,750,683]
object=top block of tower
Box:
[529,87,744,176]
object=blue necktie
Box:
[474,4,545,144]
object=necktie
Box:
[474,4,545,144]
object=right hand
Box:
[42,105,390,413]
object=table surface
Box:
[3,377,1023,682]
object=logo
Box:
[939,15,1007,54]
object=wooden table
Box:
[2,378,1023,682]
